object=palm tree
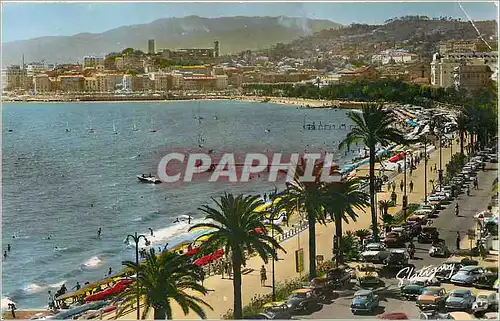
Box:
[323,177,370,265]
[114,249,212,320]
[340,104,405,241]
[188,193,284,319]
[455,110,469,155]
[276,159,328,280]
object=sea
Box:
[1,100,359,309]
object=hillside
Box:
[266,17,497,59]
[1,15,341,65]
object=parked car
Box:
[418,204,438,214]
[351,289,379,314]
[472,292,498,316]
[435,262,463,283]
[417,287,448,311]
[247,303,292,320]
[384,232,406,248]
[418,227,439,243]
[419,310,450,319]
[445,289,475,312]
[361,243,390,263]
[414,209,435,218]
[445,312,477,320]
[284,288,320,314]
[384,249,409,268]
[400,284,425,301]
[377,313,409,319]
[450,266,486,286]
[473,272,498,289]
[355,263,382,288]
[429,240,451,257]
[325,265,354,289]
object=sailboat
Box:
[132,121,139,132]
[65,122,70,132]
[112,120,118,135]
[149,116,157,133]
[87,118,95,134]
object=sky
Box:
[1,1,498,43]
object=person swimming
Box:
[47,235,52,240]
[3,251,7,258]
[97,228,102,238]
[7,244,11,252]
[173,217,180,223]
[148,228,153,236]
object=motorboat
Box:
[137,175,162,184]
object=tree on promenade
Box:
[114,250,211,320]
[339,104,405,241]
[323,176,370,265]
[189,193,284,319]
[276,159,328,280]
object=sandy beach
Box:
[105,138,465,320]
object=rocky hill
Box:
[1,15,341,65]
[266,17,497,60]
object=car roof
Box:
[424,286,443,291]
[460,266,479,271]
[355,289,373,295]
[390,249,406,253]
[292,288,312,294]
[451,289,471,294]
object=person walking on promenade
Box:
[400,179,404,192]
[456,232,461,250]
[260,265,267,287]
[409,181,414,193]
[474,177,478,189]
[391,182,396,192]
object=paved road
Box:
[305,162,497,319]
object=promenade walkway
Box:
[114,141,463,320]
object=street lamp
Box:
[438,129,443,188]
[126,232,150,320]
[270,206,277,302]
[403,151,408,219]
[423,137,428,205]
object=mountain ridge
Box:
[2,15,342,65]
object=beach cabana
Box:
[85,280,132,302]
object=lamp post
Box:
[270,207,277,302]
[403,151,408,219]
[438,129,443,188]
[423,138,428,205]
[126,232,150,320]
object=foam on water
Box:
[82,256,102,268]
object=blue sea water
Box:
[1,100,356,309]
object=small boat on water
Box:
[112,120,118,135]
[149,116,157,133]
[137,175,162,184]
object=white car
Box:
[414,209,434,218]
[472,292,498,314]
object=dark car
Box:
[384,232,406,248]
[326,265,353,289]
[435,262,463,283]
[285,288,320,314]
[418,227,439,244]
[400,284,425,301]
[473,272,498,289]
[351,289,379,314]
[384,249,409,268]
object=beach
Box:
[104,134,465,319]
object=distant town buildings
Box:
[148,39,156,55]
[83,56,105,69]
[431,50,497,90]
[453,65,493,92]
[439,40,478,55]
[371,49,419,65]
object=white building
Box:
[25,62,48,77]
[1,65,28,91]
[122,74,133,91]
[371,49,418,65]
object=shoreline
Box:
[2,95,365,109]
